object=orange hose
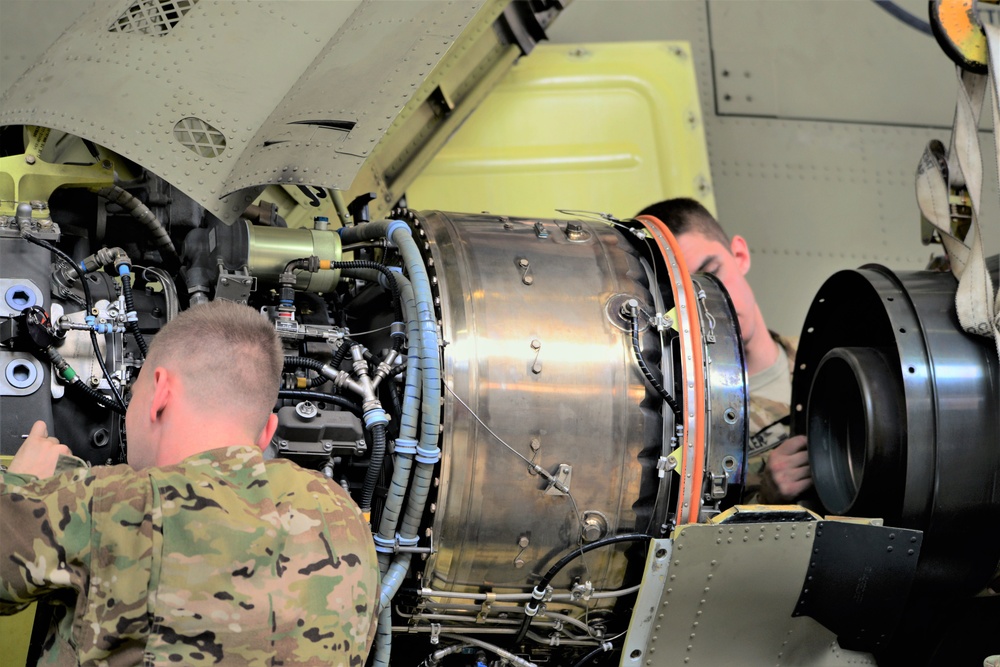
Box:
[636,215,706,525]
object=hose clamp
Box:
[397,534,420,547]
[373,534,396,554]
[363,407,389,428]
[390,322,406,339]
[394,438,418,455]
[415,444,441,464]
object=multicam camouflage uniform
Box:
[744,332,798,503]
[0,445,378,667]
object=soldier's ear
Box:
[255,413,278,451]
[730,235,751,276]
[149,367,172,422]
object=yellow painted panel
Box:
[0,603,35,667]
[408,42,715,220]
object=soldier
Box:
[637,198,812,503]
[1,300,378,666]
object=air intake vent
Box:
[110,0,198,35]
[173,117,226,158]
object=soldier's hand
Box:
[759,434,811,503]
[8,420,73,479]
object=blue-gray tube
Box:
[373,552,412,667]
[344,221,442,666]
[340,268,422,562]
[372,605,394,667]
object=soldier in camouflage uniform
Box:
[638,198,811,503]
[1,300,378,666]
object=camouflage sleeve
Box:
[0,459,94,615]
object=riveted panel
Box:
[628,515,876,666]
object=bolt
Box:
[89,376,102,387]
[530,339,541,350]
[518,536,530,548]
[514,558,525,569]
[518,258,529,268]
[279,440,289,450]
[25,155,36,165]
[529,438,541,451]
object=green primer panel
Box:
[0,603,35,667]
[408,42,715,220]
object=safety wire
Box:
[443,382,617,643]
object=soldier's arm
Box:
[0,463,94,615]
[8,421,76,479]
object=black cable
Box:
[360,423,387,513]
[330,337,355,371]
[331,261,405,350]
[277,390,362,417]
[514,533,652,644]
[283,355,336,388]
[73,378,126,414]
[22,234,127,411]
[284,356,326,373]
[872,0,932,36]
[120,272,149,357]
[570,645,617,667]
[385,376,402,426]
[307,374,328,389]
[629,315,682,421]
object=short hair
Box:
[636,198,730,247]
[143,300,283,433]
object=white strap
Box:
[915,23,1000,357]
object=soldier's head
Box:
[125,300,283,469]
[636,198,762,348]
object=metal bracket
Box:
[709,471,729,499]
[215,268,256,304]
[544,463,572,495]
[476,592,496,623]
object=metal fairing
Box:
[421,211,657,593]
[0,0,536,224]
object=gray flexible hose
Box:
[341,221,442,667]
[97,185,179,262]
